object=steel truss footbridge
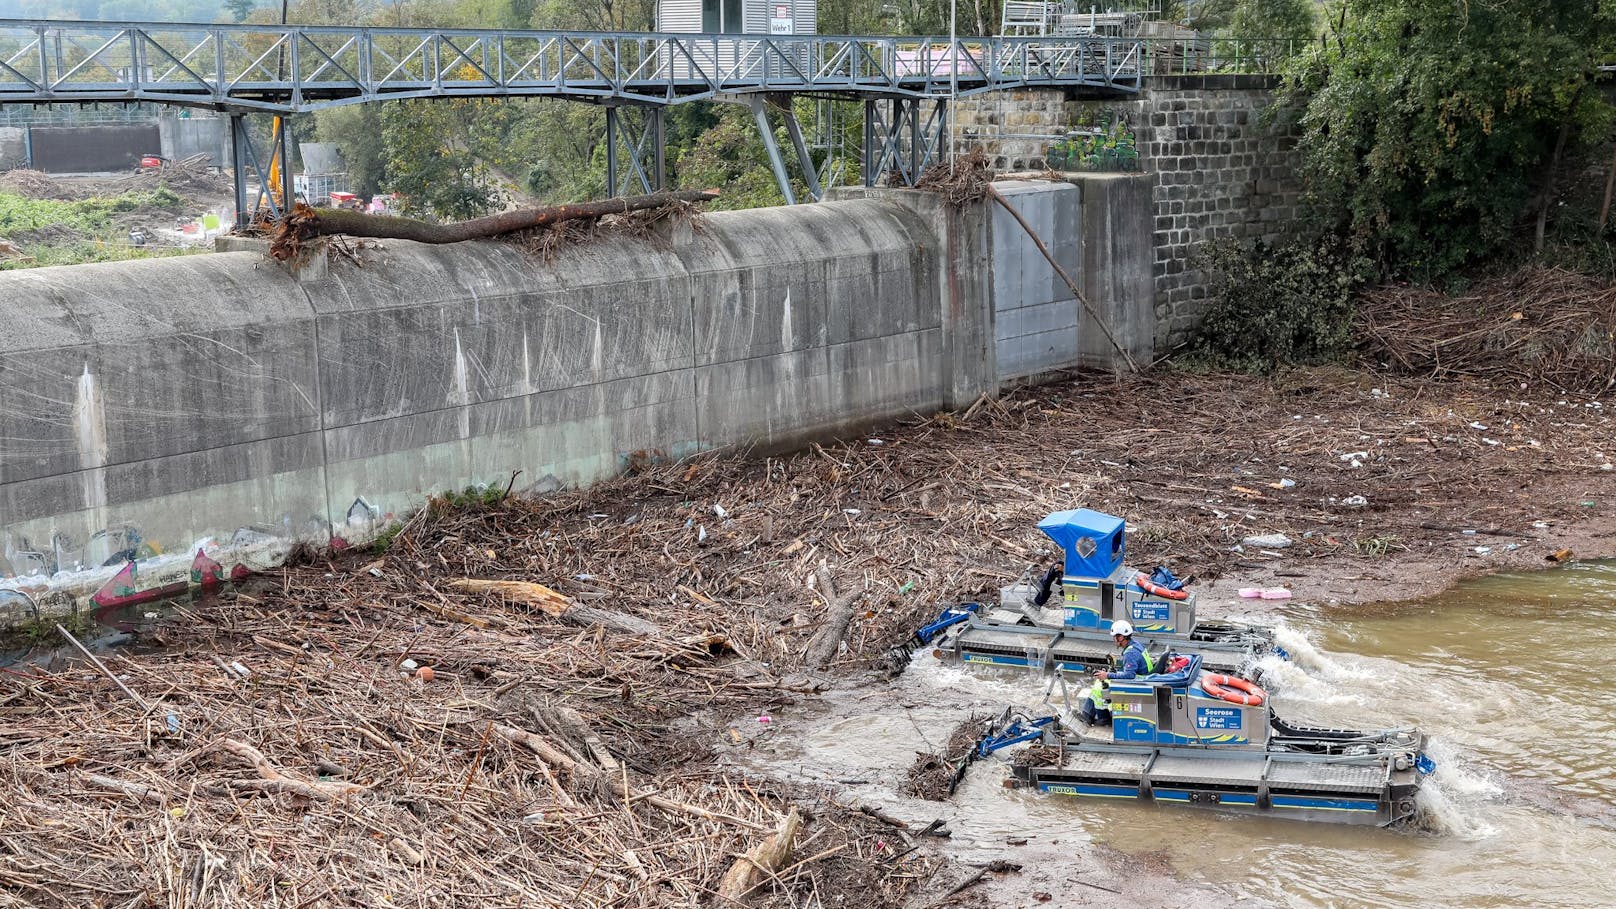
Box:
[0,18,1143,214]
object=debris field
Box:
[4,367,1616,908]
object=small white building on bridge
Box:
[656,0,817,36]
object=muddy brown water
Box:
[738,562,1616,908]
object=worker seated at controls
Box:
[1079,620,1173,726]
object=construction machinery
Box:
[892,508,1281,676]
[972,654,1434,826]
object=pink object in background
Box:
[1239,587,1293,600]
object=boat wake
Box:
[1407,738,1502,839]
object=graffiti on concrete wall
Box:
[0,496,395,627]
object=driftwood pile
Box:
[0,508,937,907]
[6,364,1616,906]
[911,147,994,206]
[904,714,987,801]
[1355,266,1616,394]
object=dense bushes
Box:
[1186,238,1372,372]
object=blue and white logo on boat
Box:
[1196,706,1243,729]
[1132,602,1170,621]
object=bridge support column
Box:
[777,98,822,202]
[230,113,249,230]
[744,95,823,204]
[862,98,948,188]
[228,113,296,226]
[277,116,294,216]
[604,105,666,199]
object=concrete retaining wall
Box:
[158,115,230,166]
[0,183,1148,619]
[28,124,161,172]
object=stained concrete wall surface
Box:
[0,127,25,170]
[0,182,1153,619]
[991,180,1081,381]
[0,199,953,616]
[158,115,230,166]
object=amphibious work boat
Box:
[895,509,1280,676]
[973,655,1433,826]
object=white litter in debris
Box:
[1342,494,1369,507]
[1277,478,1297,489]
[400,659,419,671]
[1474,546,1492,554]
[1242,533,1293,549]
[844,508,861,515]
[1469,421,1488,430]
[713,503,728,518]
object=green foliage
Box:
[1192,0,1317,44]
[674,107,792,210]
[1282,0,1611,278]
[0,186,199,270]
[0,243,204,270]
[371,520,405,553]
[0,187,183,234]
[429,484,510,513]
[1187,237,1372,373]
[380,99,500,220]
[0,609,97,649]
[1046,109,1139,172]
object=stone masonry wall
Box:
[954,75,1304,350]
[1133,76,1303,349]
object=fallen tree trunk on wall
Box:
[269,189,719,259]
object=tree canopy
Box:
[1282,0,1615,277]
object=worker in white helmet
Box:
[1095,620,1155,681]
[1078,620,1155,726]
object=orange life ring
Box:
[1200,673,1267,707]
[1134,573,1189,601]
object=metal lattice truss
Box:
[0,19,1143,112]
[604,105,665,196]
[863,98,948,188]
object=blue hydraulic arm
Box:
[916,603,981,644]
[976,713,1056,757]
